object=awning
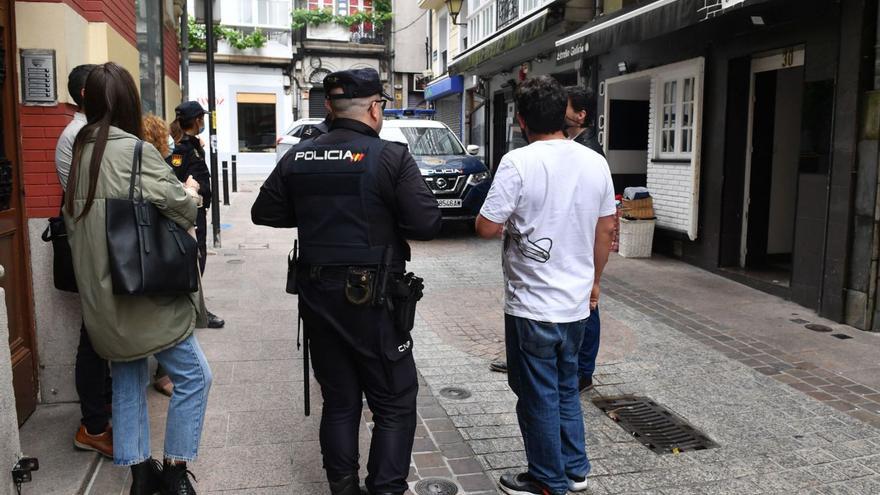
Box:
[425,75,464,101]
[556,0,700,65]
[449,4,565,76]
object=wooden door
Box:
[0,0,37,425]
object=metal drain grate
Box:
[439,387,472,400]
[805,324,832,333]
[831,333,853,340]
[593,396,718,454]
[414,478,458,495]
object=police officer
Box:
[300,114,332,141]
[169,101,224,328]
[251,69,441,495]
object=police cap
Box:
[175,101,208,121]
[323,69,392,100]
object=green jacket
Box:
[64,127,202,361]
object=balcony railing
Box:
[349,23,386,45]
[467,0,554,46]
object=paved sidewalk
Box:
[407,234,880,494]
[76,183,494,495]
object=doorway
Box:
[602,75,650,193]
[0,0,38,424]
[740,48,805,287]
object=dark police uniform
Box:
[299,116,331,141]
[251,69,441,495]
[168,133,212,273]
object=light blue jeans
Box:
[505,314,591,495]
[111,334,212,466]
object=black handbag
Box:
[106,141,200,295]
[41,208,78,293]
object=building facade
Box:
[426,0,880,331]
[292,0,429,121]
[187,0,296,177]
[0,1,185,491]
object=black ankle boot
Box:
[162,461,197,495]
[329,474,362,495]
[129,458,163,495]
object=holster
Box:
[286,241,299,295]
[390,273,424,335]
[344,267,376,306]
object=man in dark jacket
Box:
[252,69,441,495]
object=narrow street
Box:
[23,183,880,494]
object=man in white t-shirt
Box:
[476,76,616,495]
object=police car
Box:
[275,118,324,163]
[381,109,490,221]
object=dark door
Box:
[0,0,38,425]
[491,91,507,171]
[745,71,778,268]
[309,88,327,119]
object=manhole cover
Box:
[439,387,471,400]
[414,478,458,495]
[790,318,810,324]
[831,333,853,340]
[805,324,832,333]
[239,243,269,250]
[593,396,718,455]
[226,259,245,265]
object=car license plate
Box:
[437,199,462,208]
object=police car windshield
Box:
[399,127,465,156]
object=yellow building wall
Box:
[164,77,181,122]
[16,2,140,105]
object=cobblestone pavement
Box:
[408,231,880,494]
[83,185,494,495]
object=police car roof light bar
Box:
[383,109,437,119]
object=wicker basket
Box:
[618,218,655,258]
[621,197,655,220]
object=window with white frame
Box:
[226,0,290,27]
[520,0,552,15]
[467,2,495,46]
[657,75,696,158]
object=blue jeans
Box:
[505,314,591,495]
[577,307,601,380]
[111,334,212,466]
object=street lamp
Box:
[445,0,466,25]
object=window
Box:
[399,127,465,155]
[237,93,277,152]
[467,2,495,46]
[656,76,696,157]
[235,0,290,26]
[308,0,334,9]
[136,0,164,117]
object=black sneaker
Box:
[489,360,508,373]
[162,462,197,495]
[499,472,554,495]
[578,376,594,393]
[206,311,225,329]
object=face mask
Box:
[198,125,206,134]
[167,135,175,153]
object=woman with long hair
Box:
[64,62,211,495]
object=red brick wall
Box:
[20,105,76,218]
[28,0,137,47]
[164,24,180,84]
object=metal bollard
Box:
[231,154,238,192]
[221,160,230,206]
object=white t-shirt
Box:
[480,139,616,323]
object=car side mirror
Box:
[466,145,480,155]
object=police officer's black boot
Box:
[328,474,366,495]
[129,458,163,495]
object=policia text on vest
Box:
[251,115,441,495]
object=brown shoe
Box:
[74,424,113,458]
[153,374,174,397]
